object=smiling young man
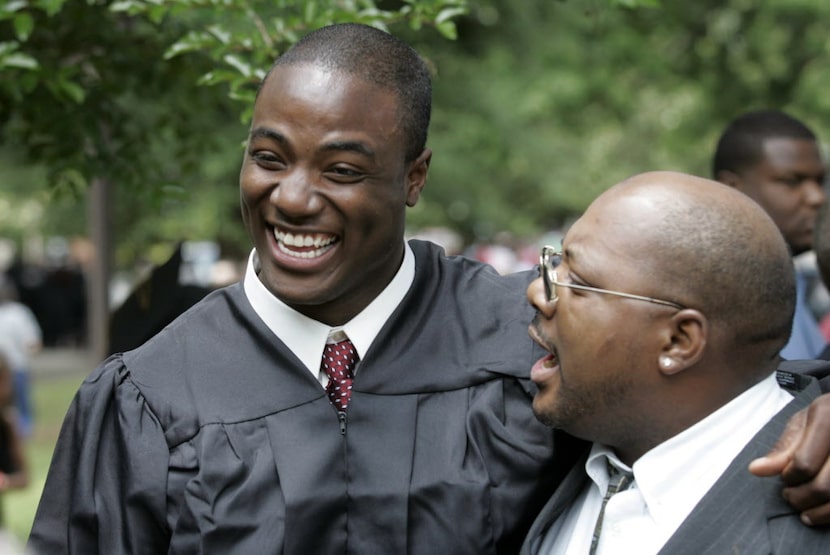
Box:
[27,26,830,555]
[27,24,559,554]
[521,171,829,555]
[238,45,432,326]
[713,110,827,360]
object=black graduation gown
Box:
[28,240,563,555]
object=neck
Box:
[614,372,767,466]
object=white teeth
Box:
[276,241,335,259]
[273,229,336,258]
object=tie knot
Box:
[606,462,633,493]
[589,461,634,554]
[322,338,359,411]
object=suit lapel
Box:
[521,446,591,555]
[657,380,820,554]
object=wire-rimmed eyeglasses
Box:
[538,246,685,309]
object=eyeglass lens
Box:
[541,247,561,301]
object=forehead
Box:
[564,195,653,266]
[253,63,404,137]
[760,137,824,173]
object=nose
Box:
[527,276,556,317]
[803,179,826,207]
[270,168,322,219]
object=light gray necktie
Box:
[589,462,633,555]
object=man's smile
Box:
[273,226,339,259]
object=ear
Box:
[715,169,742,190]
[405,148,431,207]
[656,309,707,376]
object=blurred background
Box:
[3,0,830,546]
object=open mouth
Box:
[542,350,558,367]
[531,350,560,383]
[273,228,338,259]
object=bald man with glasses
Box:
[522,171,829,555]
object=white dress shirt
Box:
[539,372,794,555]
[242,243,415,386]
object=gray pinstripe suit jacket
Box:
[521,373,829,554]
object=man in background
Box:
[712,109,826,360]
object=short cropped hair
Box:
[712,109,817,178]
[262,23,432,162]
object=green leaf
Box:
[109,0,143,14]
[164,31,214,59]
[147,4,167,23]
[58,79,85,103]
[54,168,88,195]
[435,7,467,25]
[0,52,39,70]
[1,1,28,16]
[409,14,423,31]
[304,0,317,22]
[206,25,232,45]
[435,20,457,40]
[197,69,237,85]
[33,0,67,16]
[13,12,34,41]
[223,54,252,78]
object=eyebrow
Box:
[249,127,287,145]
[248,127,376,159]
[321,140,375,159]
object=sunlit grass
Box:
[3,370,87,545]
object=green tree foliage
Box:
[106,0,468,121]
[409,0,830,242]
[0,0,468,265]
[4,0,830,262]
[0,0,246,265]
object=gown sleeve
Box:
[28,355,172,555]
[469,376,559,553]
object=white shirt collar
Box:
[541,373,794,555]
[587,371,793,530]
[242,243,416,383]
[585,446,632,497]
